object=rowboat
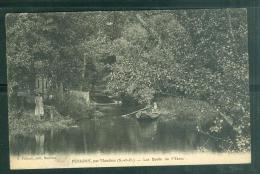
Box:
[136,111,160,121]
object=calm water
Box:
[10,104,221,155]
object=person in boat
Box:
[136,102,160,119]
[151,102,159,113]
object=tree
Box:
[107,10,249,151]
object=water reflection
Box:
[138,121,158,139]
[35,132,45,154]
[10,105,221,155]
[10,118,220,155]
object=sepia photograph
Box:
[6,9,251,169]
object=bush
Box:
[158,96,218,123]
[56,93,95,118]
[9,110,74,136]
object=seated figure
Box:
[151,102,159,113]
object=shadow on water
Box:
[10,104,221,155]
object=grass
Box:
[9,110,74,136]
[157,96,219,123]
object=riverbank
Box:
[157,97,218,124]
[8,96,221,136]
[9,110,74,136]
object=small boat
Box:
[70,125,79,128]
[136,111,160,121]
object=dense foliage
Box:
[7,9,250,151]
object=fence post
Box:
[50,106,54,121]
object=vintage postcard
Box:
[7,9,251,169]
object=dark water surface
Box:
[10,104,221,155]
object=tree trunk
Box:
[136,14,162,48]
[58,82,64,102]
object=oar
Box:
[121,107,149,118]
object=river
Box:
[10,103,222,155]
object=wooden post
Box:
[86,91,90,104]
[59,82,64,102]
[80,54,87,91]
[50,107,54,121]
